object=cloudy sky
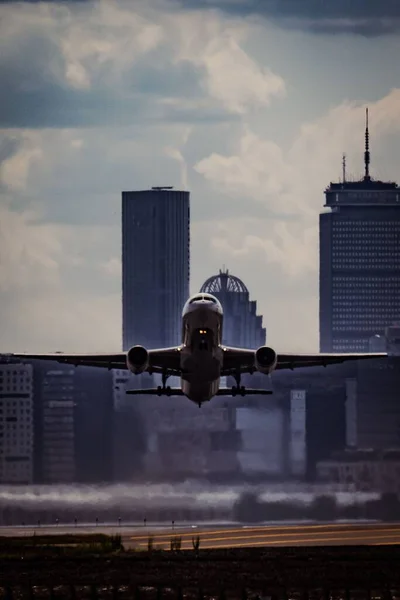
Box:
[1,0,400,353]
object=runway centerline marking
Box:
[134,527,400,547]
[194,532,400,548]
[129,522,392,542]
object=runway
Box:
[2,521,400,548]
[128,522,400,549]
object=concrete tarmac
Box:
[2,522,400,549]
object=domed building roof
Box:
[199,267,265,348]
[200,268,249,294]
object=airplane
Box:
[8,292,387,407]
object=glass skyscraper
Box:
[122,187,190,351]
[319,110,400,352]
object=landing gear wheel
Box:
[161,370,170,388]
[155,370,172,396]
[234,369,242,389]
[156,382,172,397]
[231,385,246,397]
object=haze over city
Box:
[1,0,400,354]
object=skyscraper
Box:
[35,363,76,483]
[73,367,114,483]
[122,187,190,351]
[200,268,266,348]
[33,361,113,484]
[319,109,400,352]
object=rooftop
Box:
[200,268,249,295]
[324,108,399,207]
[327,179,398,191]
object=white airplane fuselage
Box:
[180,293,224,404]
[126,292,276,403]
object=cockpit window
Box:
[189,295,204,304]
[189,294,218,304]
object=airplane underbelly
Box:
[181,351,221,382]
[181,377,220,404]
[180,349,222,403]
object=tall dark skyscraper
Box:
[122,187,190,351]
[320,109,400,352]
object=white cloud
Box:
[0,132,44,192]
[211,220,318,278]
[70,138,84,149]
[1,290,121,354]
[101,258,121,278]
[163,126,192,189]
[0,204,121,352]
[0,0,283,126]
[0,206,62,292]
[196,129,300,214]
[170,11,285,113]
[0,0,165,90]
[203,40,285,114]
[59,0,165,89]
[0,123,195,229]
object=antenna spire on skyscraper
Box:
[342,153,346,184]
[364,107,370,181]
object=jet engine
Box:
[126,345,149,374]
[255,346,277,374]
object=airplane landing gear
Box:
[156,370,172,396]
[156,385,172,396]
[161,370,170,388]
[234,369,241,389]
[231,370,246,396]
[231,385,246,397]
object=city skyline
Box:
[1,0,400,354]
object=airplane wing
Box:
[4,352,128,369]
[6,347,182,376]
[274,352,387,370]
[8,347,387,376]
[221,347,387,375]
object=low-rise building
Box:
[316,448,400,492]
[0,360,34,483]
